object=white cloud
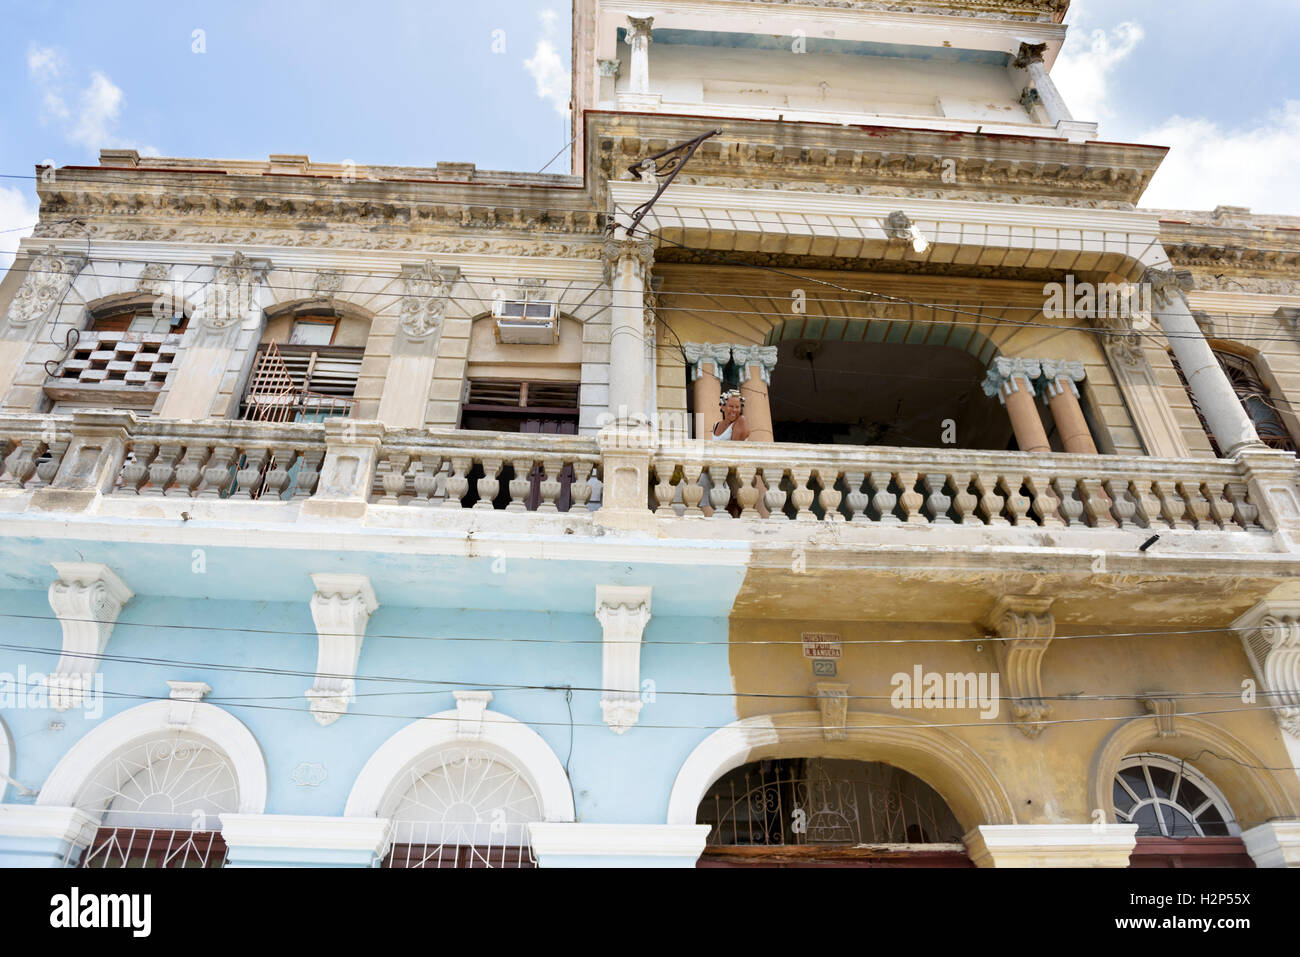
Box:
[1137,101,1300,214]
[27,45,158,157]
[524,9,570,117]
[0,186,41,272]
[1052,21,1144,124]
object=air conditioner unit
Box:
[493,299,558,345]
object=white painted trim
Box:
[667,715,779,825]
[37,700,268,816]
[220,813,392,854]
[345,707,575,823]
[0,804,100,847]
[528,822,711,858]
[1241,821,1300,868]
[964,824,1138,867]
[0,717,11,803]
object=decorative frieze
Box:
[46,562,134,711]
[987,596,1055,738]
[305,573,379,726]
[595,585,652,734]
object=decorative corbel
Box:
[1232,600,1300,737]
[166,681,212,729]
[398,261,459,339]
[1142,696,1179,738]
[595,585,652,734]
[812,682,850,741]
[883,210,915,240]
[46,563,133,711]
[306,573,379,726]
[453,690,494,740]
[987,596,1055,738]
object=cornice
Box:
[587,112,1165,209]
[600,0,1068,26]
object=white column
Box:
[625,16,654,94]
[305,574,379,726]
[46,562,133,711]
[1146,267,1263,455]
[1014,42,1073,124]
[595,585,652,733]
[603,238,654,425]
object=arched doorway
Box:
[695,757,973,867]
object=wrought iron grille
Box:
[382,747,542,869]
[67,736,239,868]
[698,758,964,847]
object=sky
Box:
[1,0,1297,268]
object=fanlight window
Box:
[383,746,542,868]
[71,734,238,868]
[1112,754,1235,838]
[697,758,964,846]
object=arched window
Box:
[73,733,239,868]
[1111,753,1235,838]
[1172,348,1297,454]
[383,745,542,868]
[695,758,970,866]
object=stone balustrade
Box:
[3,412,1297,539]
[649,441,1270,531]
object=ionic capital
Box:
[1040,358,1087,399]
[981,357,1042,404]
[602,237,655,285]
[682,342,733,380]
[732,344,779,385]
[1142,267,1195,311]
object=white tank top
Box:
[712,421,734,440]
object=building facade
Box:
[1,0,1299,868]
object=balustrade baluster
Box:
[119,443,157,494]
[1025,475,1064,527]
[895,471,926,524]
[1225,482,1259,529]
[142,443,182,497]
[474,457,502,510]
[681,464,706,517]
[921,473,953,524]
[652,461,677,516]
[1177,480,1211,529]
[842,470,869,522]
[951,473,981,525]
[1053,477,1085,526]
[974,473,1008,525]
[196,445,238,498]
[538,459,564,513]
[868,471,898,524]
[443,456,472,508]
[1102,479,1136,527]
[1153,479,1191,529]
[736,466,761,519]
[790,467,817,522]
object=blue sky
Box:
[1,0,1297,265]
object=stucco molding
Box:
[1232,599,1300,738]
[37,699,268,817]
[46,562,134,712]
[985,595,1055,737]
[219,813,393,855]
[305,573,379,726]
[595,585,652,734]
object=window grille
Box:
[1111,754,1235,838]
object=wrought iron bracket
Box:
[619,128,722,238]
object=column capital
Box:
[1242,822,1300,868]
[682,342,733,380]
[1013,41,1048,69]
[732,344,779,384]
[625,15,654,43]
[1040,358,1087,398]
[981,357,1042,404]
[528,822,709,867]
[602,237,655,285]
[1142,266,1195,310]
